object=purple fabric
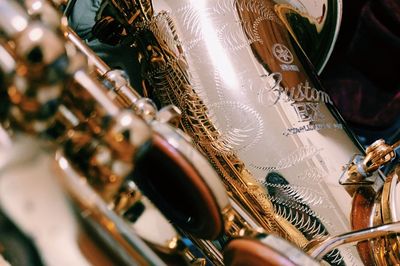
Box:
[324,65,400,129]
[322,0,400,130]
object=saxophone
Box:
[0,0,322,265]
[0,0,186,264]
[81,0,400,265]
[2,0,400,265]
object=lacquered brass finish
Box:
[0,0,190,264]
[305,221,400,261]
[340,139,400,186]
[64,28,144,110]
[274,0,342,73]
[95,0,304,247]
[4,0,400,265]
[86,0,368,264]
[62,7,321,265]
[75,0,400,265]
[305,168,400,264]
[54,152,166,265]
[219,204,319,266]
[337,138,400,264]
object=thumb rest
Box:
[81,0,400,265]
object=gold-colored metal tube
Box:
[82,1,398,265]
[0,1,168,264]
[65,29,110,75]
[73,70,120,117]
[65,27,142,107]
[56,152,167,266]
[60,0,400,264]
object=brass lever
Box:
[340,139,399,185]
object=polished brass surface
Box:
[340,139,400,186]
[305,221,400,261]
[77,0,400,265]
[61,15,321,265]
[0,0,176,264]
[64,5,318,266]
[101,0,308,248]
[372,167,400,265]
[2,1,297,264]
[3,0,400,265]
[347,150,400,265]
[274,0,342,73]
[87,0,364,264]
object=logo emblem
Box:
[272,43,294,64]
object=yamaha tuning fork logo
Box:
[272,43,294,64]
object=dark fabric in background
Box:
[321,0,400,142]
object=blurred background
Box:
[321,0,400,146]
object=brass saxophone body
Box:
[3,0,400,265]
[0,1,193,264]
[90,0,369,264]
[0,1,321,265]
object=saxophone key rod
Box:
[65,27,142,108]
[0,1,168,264]
[305,221,400,261]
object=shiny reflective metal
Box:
[0,0,319,265]
[337,139,400,264]
[274,0,342,73]
[3,0,400,264]
[306,220,400,261]
[0,0,168,264]
[347,164,400,265]
[130,117,320,266]
[305,164,400,265]
[64,13,321,265]
[54,149,202,265]
[85,0,400,265]
[340,139,400,185]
